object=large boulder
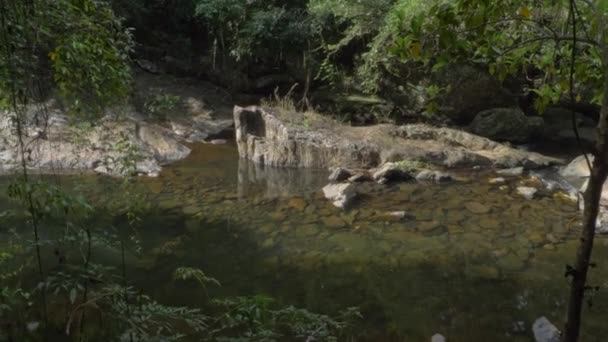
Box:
[0,101,191,177]
[234,106,380,168]
[437,65,517,124]
[234,106,563,170]
[542,106,596,144]
[560,154,593,179]
[470,108,544,143]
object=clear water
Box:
[4,142,608,341]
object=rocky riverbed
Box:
[7,142,604,341]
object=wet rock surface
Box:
[0,74,235,176]
[234,106,563,170]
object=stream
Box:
[3,142,608,341]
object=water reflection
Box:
[237,158,328,199]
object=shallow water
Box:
[4,142,608,341]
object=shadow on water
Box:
[3,142,608,341]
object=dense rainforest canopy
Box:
[2,0,606,121]
[2,0,608,341]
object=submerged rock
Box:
[517,186,538,200]
[415,169,453,183]
[497,166,524,177]
[532,317,560,342]
[322,215,347,228]
[489,177,506,184]
[322,183,357,209]
[431,333,447,342]
[465,202,491,214]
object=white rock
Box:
[322,183,356,209]
[532,316,560,342]
[136,158,162,176]
[328,167,352,182]
[489,177,506,184]
[389,211,407,219]
[431,333,446,342]
[372,162,414,183]
[560,154,593,179]
[580,179,608,206]
[497,166,524,176]
[93,165,110,175]
[517,186,538,200]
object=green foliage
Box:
[0,0,133,119]
[50,0,134,117]
[390,0,608,113]
[144,94,181,119]
[174,267,221,298]
[211,295,361,341]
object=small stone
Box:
[373,163,413,183]
[532,317,560,342]
[528,232,545,245]
[26,321,40,333]
[465,202,491,214]
[448,225,464,234]
[418,221,441,232]
[489,177,506,184]
[543,244,556,251]
[517,186,538,200]
[322,216,346,228]
[447,210,466,223]
[479,217,501,229]
[546,233,559,244]
[261,237,275,248]
[388,211,407,219]
[415,169,452,183]
[431,333,446,342]
[497,167,524,176]
[348,172,373,183]
[322,183,357,209]
[287,198,307,210]
[328,167,352,182]
[493,249,509,258]
[270,212,287,221]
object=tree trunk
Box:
[563,157,607,341]
[563,30,608,340]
